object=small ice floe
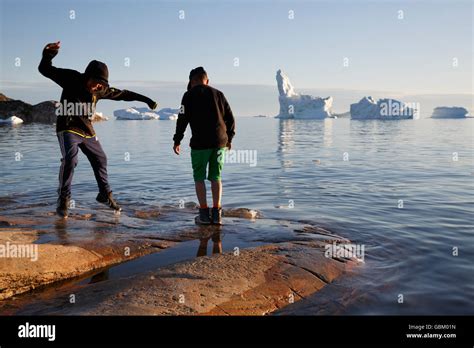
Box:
[0,116,24,125]
[431,106,468,119]
[156,108,179,120]
[114,107,179,120]
[114,107,159,120]
[91,112,109,122]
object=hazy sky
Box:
[0,0,472,115]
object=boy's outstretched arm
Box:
[100,88,157,110]
[172,94,190,155]
[38,41,81,88]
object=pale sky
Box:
[0,0,472,115]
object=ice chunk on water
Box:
[114,107,179,120]
[0,115,24,125]
[350,96,418,119]
[431,106,468,119]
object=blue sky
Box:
[0,0,472,115]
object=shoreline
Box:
[0,202,360,315]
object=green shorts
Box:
[191,148,226,181]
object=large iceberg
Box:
[276,70,333,119]
[431,107,468,119]
[350,97,418,120]
[114,107,178,120]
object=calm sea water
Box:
[0,117,473,314]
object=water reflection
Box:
[54,218,68,243]
[276,118,335,168]
[196,230,222,257]
[275,118,335,207]
[89,270,109,284]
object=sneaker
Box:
[96,191,122,212]
[56,196,70,218]
[195,208,211,225]
[211,207,223,225]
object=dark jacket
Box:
[39,48,154,137]
[173,85,235,149]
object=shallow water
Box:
[0,117,473,314]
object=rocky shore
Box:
[0,200,360,315]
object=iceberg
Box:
[156,108,179,120]
[114,107,178,120]
[114,107,157,120]
[276,70,333,119]
[91,112,109,122]
[350,97,418,120]
[431,106,468,119]
[0,115,24,125]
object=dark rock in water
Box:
[0,94,57,123]
[0,93,107,124]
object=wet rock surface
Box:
[0,197,360,315]
[0,227,171,301]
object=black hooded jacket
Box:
[39,48,154,137]
[173,84,235,150]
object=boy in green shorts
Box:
[173,67,235,225]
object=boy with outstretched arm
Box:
[39,41,158,218]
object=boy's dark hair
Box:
[189,67,208,82]
[187,67,208,91]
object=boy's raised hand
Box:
[45,41,61,51]
[173,144,180,155]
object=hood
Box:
[84,60,109,87]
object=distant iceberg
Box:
[276,70,333,119]
[156,108,179,120]
[431,107,468,119]
[91,112,109,122]
[350,97,418,120]
[0,115,24,125]
[114,107,178,120]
